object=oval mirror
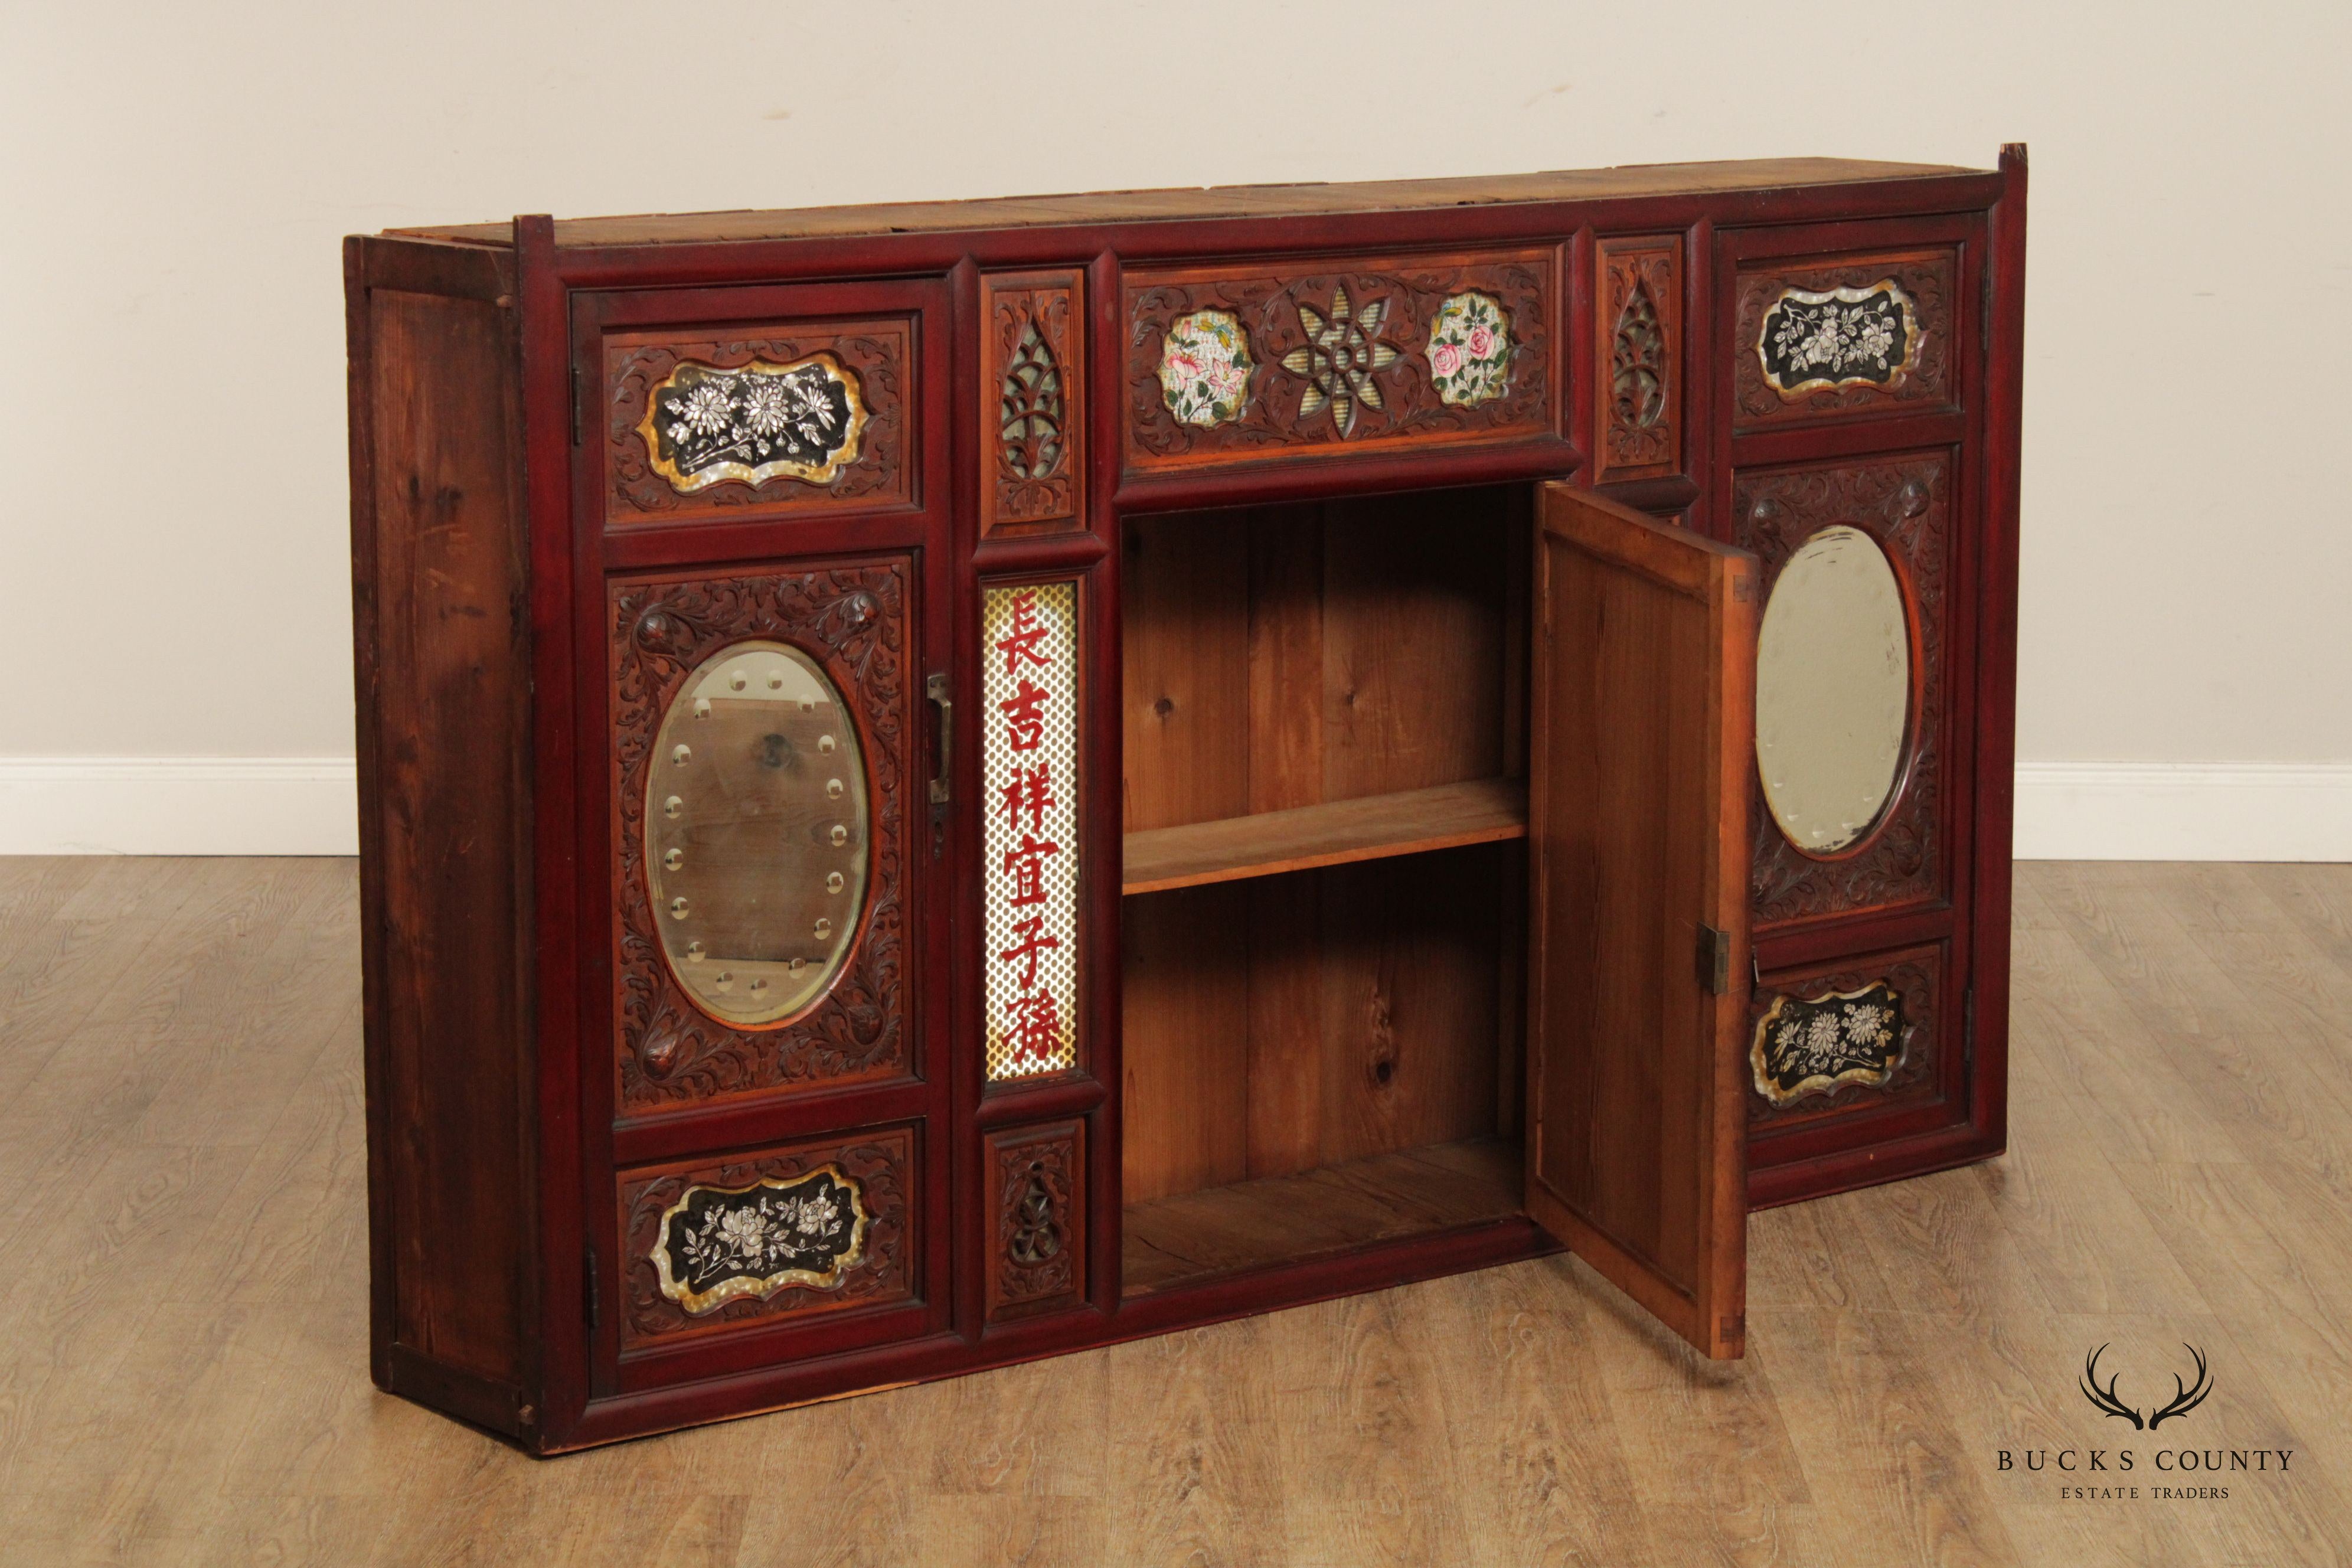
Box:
[1755,525,1911,854]
[646,641,870,1025]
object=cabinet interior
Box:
[1119,485,1534,1295]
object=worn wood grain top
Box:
[390,157,1984,248]
[6,857,2350,1564]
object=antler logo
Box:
[2079,1343,2214,1430]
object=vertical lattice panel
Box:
[982,582,1081,1080]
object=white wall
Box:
[2,0,2346,856]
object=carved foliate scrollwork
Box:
[1747,950,1942,1128]
[610,563,910,1113]
[982,274,1084,534]
[1736,455,1948,927]
[605,321,910,521]
[621,1128,913,1343]
[1123,250,1553,472]
[1595,237,1681,481]
[1733,250,1955,429]
[985,1121,1084,1320]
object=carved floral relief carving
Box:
[1732,250,1955,429]
[1736,455,1949,927]
[604,320,911,521]
[621,1128,913,1344]
[1747,950,1942,1128]
[1593,237,1681,481]
[985,1121,1085,1320]
[983,273,1084,534]
[1125,249,1552,471]
[610,563,911,1114]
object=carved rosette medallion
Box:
[1279,284,1402,435]
[610,564,910,1113]
[1758,281,1920,397]
[1752,980,1906,1105]
[635,354,870,491]
[652,1166,871,1314]
[1157,309,1253,427]
[1425,290,1512,407]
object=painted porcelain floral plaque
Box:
[1157,310,1253,427]
[1426,291,1513,407]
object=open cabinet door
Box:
[1525,485,1756,1358]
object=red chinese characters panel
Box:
[982,582,1082,1080]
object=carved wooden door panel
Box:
[1524,484,1755,1359]
[569,279,956,1396]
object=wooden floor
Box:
[5,858,2352,1565]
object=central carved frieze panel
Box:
[1122,249,1555,475]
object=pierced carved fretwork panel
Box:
[1733,249,1956,430]
[1122,249,1554,474]
[982,272,1084,536]
[1747,946,1945,1130]
[1735,454,1950,928]
[1594,236,1682,482]
[620,1126,914,1345]
[609,562,913,1115]
[984,1120,1086,1321]
[603,319,912,522]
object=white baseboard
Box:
[2013,762,2352,862]
[0,757,2344,861]
[0,757,359,855]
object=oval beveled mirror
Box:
[646,641,870,1025]
[1755,525,1911,854]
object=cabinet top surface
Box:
[387,156,1987,250]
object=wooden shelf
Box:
[1123,1136,1524,1297]
[1121,778,1528,896]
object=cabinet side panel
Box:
[360,284,532,1391]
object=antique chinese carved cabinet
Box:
[345,149,2026,1451]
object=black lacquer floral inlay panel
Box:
[637,356,868,492]
[652,1167,869,1314]
[1751,980,1907,1105]
[1757,282,1919,396]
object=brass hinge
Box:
[570,366,584,447]
[1698,924,1733,995]
[584,1245,600,1332]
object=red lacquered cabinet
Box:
[345,149,2026,1451]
